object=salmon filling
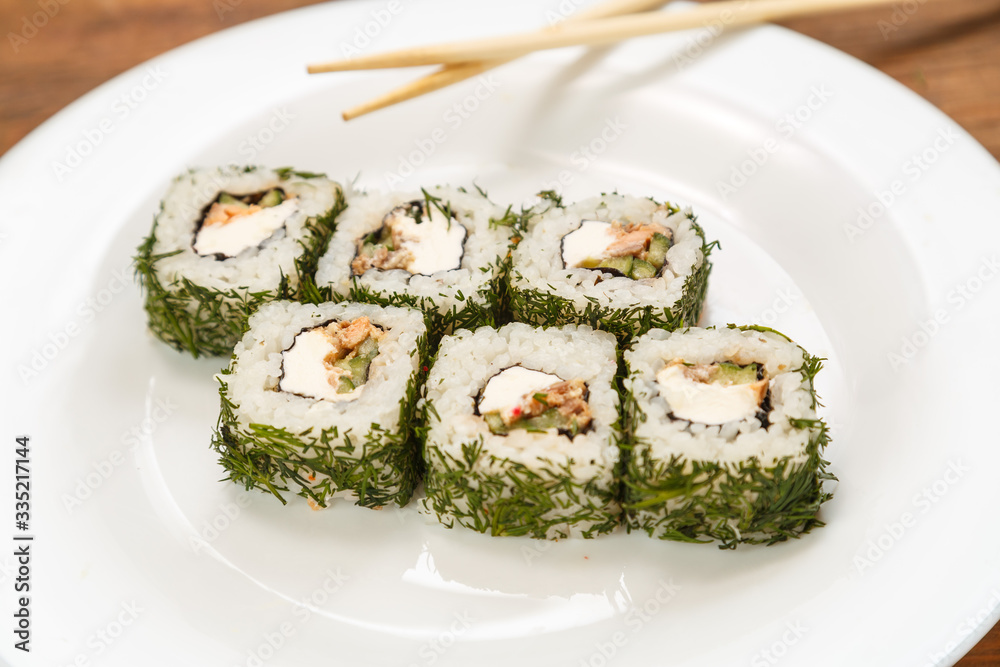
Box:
[561,219,673,280]
[278,316,383,402]
[193,188,296,258]
[562,220,673,280]
[352,199,466,276]
[478,366,592,437]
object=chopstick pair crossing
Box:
[316,0,921,120]
[337,0,671,121]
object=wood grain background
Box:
[1,0,997,663]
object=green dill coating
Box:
[133,166,345,357]
[621,325,835,549]
[422,438,622,539]
[421,324,622,539]
[211,301,428,508]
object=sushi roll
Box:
[510,192,716,341]
[622,326,834,548]
[422,323,621,539]
[212,300,427,508]
[314,186,520,343]
[134,166,345,357]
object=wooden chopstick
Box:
[341,0,671,121]
[342,62,497,121]
[310,0,918,74]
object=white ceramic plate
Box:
[3,1,999,665]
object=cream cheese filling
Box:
[656,363,766,425]
[478,366,563,422]
[194,199,297,257]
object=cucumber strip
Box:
[598,256,633,276]
[521,408,573,433]
[348,355,372,385]
[713,362,760,386]
[356,336,378,359]
[483,412,508,435]
[630,258,657,280]
[646,232,671,269]
[258,189,285,208]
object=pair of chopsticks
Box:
[308,0,919,121]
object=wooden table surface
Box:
[1,0,998,663]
